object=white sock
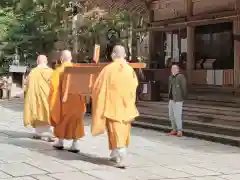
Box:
[110,149,117,158]
[71,139,79,150]
[35,126,53,137]
[56,139,63,146]
[117,147,127,158]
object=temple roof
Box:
[77,0,154,16]
[94,0,151,14]
[72,0,155,28]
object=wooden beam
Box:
[151,17,186,26]
[188,10,237,21]
[151,10,236,27]
[186,0,193,18]
[133,12,238,32]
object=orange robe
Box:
[92,60,139,150]
[24,66,53,128]
[49,62,86,139]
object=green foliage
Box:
[76,9,133,56]
[0,0,72,63]
[0,0,144,64]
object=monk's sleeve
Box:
[91,68,109,136]
[132,70,139,100]
[133,70,139,89]
[49,70,61,126]
[62,74,71,102]
[23,72,34,126]
[121,68,139,107]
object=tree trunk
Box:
[128,22,133,61]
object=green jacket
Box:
[168,73,187,102]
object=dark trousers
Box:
[0,89,2,99]
[86,99,92,114]
[7,90,10,99]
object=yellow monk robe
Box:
[24,65,53,129]
[92,60,139,151]
[49,61,86,139]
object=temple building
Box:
[135,0,240,92]
[73,0,240,92]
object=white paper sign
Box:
[142,84,148,94]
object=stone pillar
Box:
[187,26,195,85]
[233,19,240,88]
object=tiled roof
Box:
[86,0,153,14]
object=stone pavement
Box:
[0,100,240,180]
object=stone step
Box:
[132,121,240,147]
[139,108,240,122]
[190,86,237,94]
[140,101,240,110]
[138,108,240,127]
[138,103,240,115]
[137,101,240,127]
[136,93,240,145]
[140,107,240,118]
[141,98,240,108]
[140,112,240,127]
[137,101,240,112]
[159,93,240,107]
[136,115,240,137]
[185,100,240,108]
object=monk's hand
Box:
[62,95,67,103]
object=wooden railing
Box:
[143,69,234,86]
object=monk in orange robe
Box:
[49,50,86,153]
[24,55,54,142]
[92,45,139,168]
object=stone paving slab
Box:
[0,100,240,180]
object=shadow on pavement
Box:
[0,129,114,168]
[78,152,113,167]
[0,130,34,138]
[1,128,240,158]
[0,99,23,112]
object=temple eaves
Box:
[75,0,155,16]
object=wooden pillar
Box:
[233,18,240,88]
[186,0,193,18]
[186,0,194,84]
[187,26,194,85]
[233,0,240,88]
[148,10,154,68]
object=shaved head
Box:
[37,55,48,65]
[111,45,127,60]
[61,50,72,62]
